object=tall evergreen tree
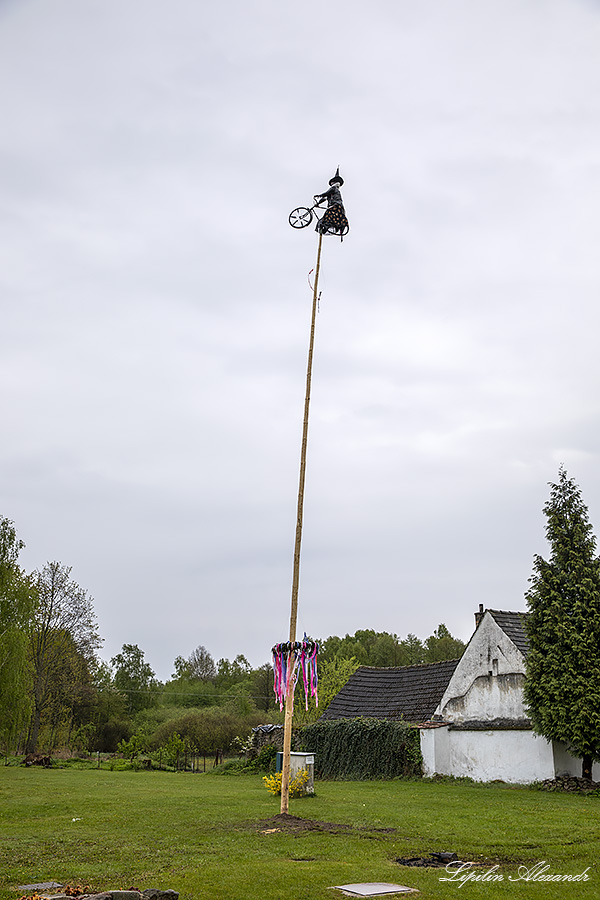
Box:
[524,468,600,779]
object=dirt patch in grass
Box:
[395,852,458,867]
[255,813,398,837]
[257,813,353,834]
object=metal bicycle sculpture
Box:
[288,168,349,239]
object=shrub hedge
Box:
[299,717,422,779]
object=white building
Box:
[323,607,599,783]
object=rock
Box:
[539,775,600,793]
[142,891,179,900]
[106,894,142,900]
[21,754,52,768]
[86,893,141,900]
[430,851,458,864]
[29,887,177,900]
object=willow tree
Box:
[0,517,36,752]
[525,468,600,779]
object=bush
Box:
[151,708,241,754]
[245,743,277,772]
[212,744,277,776]
[118,733,146,759]
[263,767,310,796]
[96,717,132,753]
[299,717,422,779]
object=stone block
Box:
[141,891,179,900]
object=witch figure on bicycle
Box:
[288,168,349,240]
[313,168,349,237]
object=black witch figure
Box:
[313,168,349,238]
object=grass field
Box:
[1,766,598,900]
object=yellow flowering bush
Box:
[262,771,281,795]
[263,767,310,797]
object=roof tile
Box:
[320,658,460,723]
[487,609,529,655]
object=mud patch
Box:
[395,852,458,868]
[255,814,399,837]
[257,814,353,834]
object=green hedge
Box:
[299,717,422,779]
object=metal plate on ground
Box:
[332,884,417,896]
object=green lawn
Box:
[0,767,598,900]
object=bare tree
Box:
[27,561,101,753]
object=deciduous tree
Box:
[215,654,251,690]
[250,662,276,713]
[0,517,36,750]
[292,655,360,726]
[27,561,101,753]
[173,645,216,681]
[319,627,461,668]
[424,624,465,663]
[111,643,158,714]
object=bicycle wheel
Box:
[289,207,313,229]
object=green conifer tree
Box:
[524,468,600,779]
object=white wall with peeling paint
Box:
[420,725,600,783]
[436,612,528,723]
[419,611,600,783]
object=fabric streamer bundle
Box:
[272,636,319,710]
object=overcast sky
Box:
[2,0,600,681]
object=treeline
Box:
[0,515,466,759]
[320,624,466,667]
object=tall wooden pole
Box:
[280,230,323,815]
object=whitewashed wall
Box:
[420,726,442,778]
[436,612,528,722]
[422,611,600,782]
[421,726,555,783]
[420,723,600,782]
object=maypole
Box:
[279,230,322,814]
[276,169,349,815]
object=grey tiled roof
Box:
[319,659,460,723]
[487,609,530,656]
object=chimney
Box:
[474,603,485,629]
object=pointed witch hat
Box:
[329,167,344,186]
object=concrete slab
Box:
[332,884,417,897]
[18,885,64,893]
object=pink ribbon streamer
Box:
[272,637,319,710]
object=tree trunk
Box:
[26,706,42,754]
[582,754,593,780]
